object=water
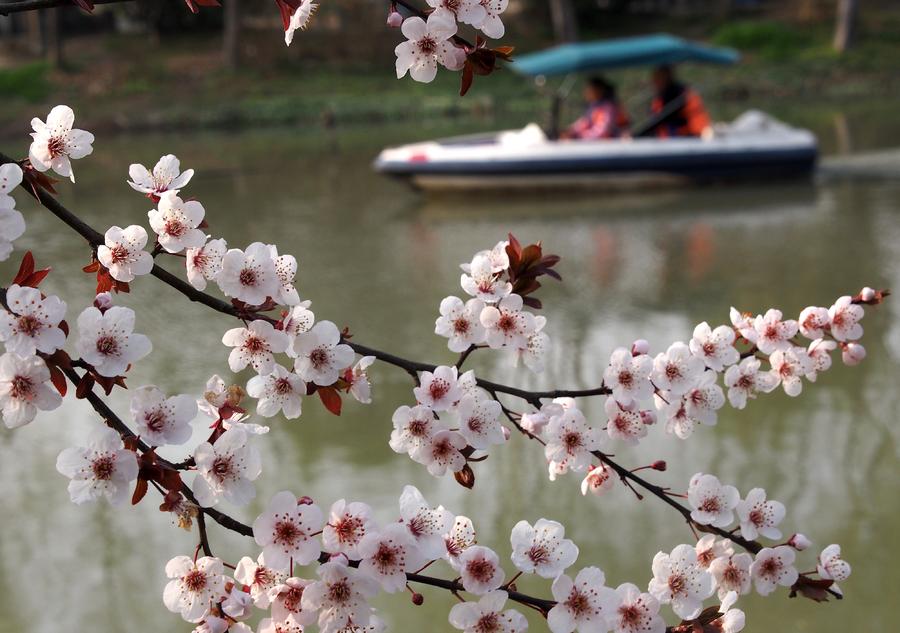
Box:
[0,114,898,633]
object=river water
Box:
[0,110,898,633]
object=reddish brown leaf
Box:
[72,0,95,11]
[460,63,475,97]
[317,386,342,416]
[47,363,67,397]
[58,319,69,337]
[159,469,184,492]
[75,374,94,399]
[454,463,475,489]
[22,268,51,288]
[790,576,836,602]
[12,251,35,285]
[131,478,149,505]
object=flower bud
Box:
[788,533,812,551]
[93,291,113,312]
[651,460,667,471]
[860,287,876,302]
[841,342,866,366]
[640,410,657,426]
[411,592,424,605]
[501,425,511,441]
[298,495,315,505]
[386,10,403,27]
[631,339,650,356]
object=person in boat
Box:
[560,76,630,140]
[647,65,711,138]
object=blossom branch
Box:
[0,0,135,15]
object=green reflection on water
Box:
[0,117,898,633]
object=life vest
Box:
[651,88,710,137]
[569,100,630,139]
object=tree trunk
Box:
[222,0,241,70]
[833,0,858,53]
[549,0,578,43]
[44,9,63,69]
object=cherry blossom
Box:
[284,0,317,46]
[55,426,138,505]
[648,544,714,620]
[715,591,746,633]
[399,485,454,559]
[414,364,462,411]
[684,370,725,425]
[798,306,830,339]
[518,315,551,372]
[389,404,444,455]
[222,320,290,375]
[427,0,488,27]
[461,253,512,303]
[163,555,226,623]
[842,341,866,365]
[455,394,505,449]
[768,346,814,396]
[435,296,487,352]
[510,518,579,579]
[709,553,753,600]
[75,305,152,377]
[652,342,704,396]
[736,488,785,541]
[459,545,505,595]
[411,428,467,476]
[729,308,757,344]
[322,499,376,559]
[753,309,798,355]
[0,352,62,428]
[480,293,536,350]
[688,473,739,528]
[0,162,23,209]
[347,355,375,403]
[547,566,617,633]
[544,406,603,477]
[749,546,798,596]
[694,535,733,569]
[448,590,527,633]
[269,577,316,628]
[221,585,253,621]
[0,284,67,357]
[28,105,94,182]
[300,560,380,633]
[148,191,206,253]
[186,238,227,291]
[466,239,510,273]
[247,363,305,419]
[604,398,647,446]
[268,245,300,306]
[357,522,426,593]
[97,225,154,282]
[282,301,315,339]
[0,163,26,261]
[581,463,615,496]
[828,296,864,341]
[444,515,476,571]
[395,13,466,83]
[192,426,261,507]
[128,154,194,198]
[690,322,739,371]
[603,348,653,406]
[787,533,812,551]
[816,544,851,584]
[805,339,836,381]
[217,242,280,306]
[130,385,197,446]
[253,490,324,568]
[723,357,777,409]
[292,320,354,386]
[609,582,665,633]
[233,553,287,608]
[257,617,303,633]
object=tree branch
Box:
[0,0,136,16]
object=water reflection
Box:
[0,127,897,633]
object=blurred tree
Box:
[833,0,858,52]
[222,0,240,69]
[549,0,578,42]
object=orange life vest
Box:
[651,88,710,138]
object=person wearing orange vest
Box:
[561,77,630,140]
[648,65,711,138]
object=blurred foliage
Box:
[0,61,50,102]
[712,20,811,61]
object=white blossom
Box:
[357,522,426,593]
[688,473,739,528]
[753,309,798,355]
[322,499,376,559]
[690,322,739,371]
[0,352,61,428]
[186,238,227,291]
[284,0,317,46]
[609,582,665,633]
[55,426,138,505]
[480,293,536,351]
[399,484,454,559]
[448,590,527,633]
[459,545,505,595]
[395,13,465,83]
[816,544,851,583]
[603,348,653,406]
[736,488,785,541]
[510,518,579,579]
[293,320,354,386]
[347,355,375,404]
[769,346,814,397]
[435,296,486,352]
[455,394,505,449]
[253,490,324,569]
[427,0,488,27]
[518,314,550,373]
[475,0,508,38]
[723,357,777,409]
[709,554,753,600]
[192,427,261,507]
[414,364,462,411]
[604,397,647,446]
[544,407,603,477]
[684,370,725,425]
[268,245,301,306]
[389,404,444,455]
[247,363,305,419]
[798,306,830,339]
[828,296,864,341]
[580,464,615,497]
[648,544,714,620]
[652,342,704,396]
[411,429,467,476]
[694,534,733,570]
[0,284,66,358]
[547,566,618,633]
[163,555,226,623]
[222,320,290,376]
[217,242,280,306]
[97,225,154,282]
[301,560,380,633]
[128,154,194,197]
[729,308,757,344]
[749,546,798,596]
[148,191,206,253]
[444,515,476,571]
[461,253,512,303]
[233,553,287,608]
[269,577,316,628]
[805,339,836,381]
[75,306,152,377]
[0,163,26,261]
[130,385,197,446]
[29,105,94,182]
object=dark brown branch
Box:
[0,0,136,16]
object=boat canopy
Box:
[512,34,740,77]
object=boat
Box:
[374,34,818,192]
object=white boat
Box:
[375,112,817,192]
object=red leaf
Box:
[131,478,149,505]
[12,252,35,285]
[75,374,94,399]
[454,464,475,489]
[48,363,68,397]
[184,0,220,12]
[460,62,475,97]
[317,387,342,416]
[58,319,69,337]
[159,469,184,492]
[22,268,51,288]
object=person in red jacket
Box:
[648,65,711,138]
[561,77,630,140]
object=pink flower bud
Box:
[631,339,650,356]
[501,425,511,441]
[788,533,812,550]
[860,287,876,302]
[386,10,403,27]
[297,495,315,505]
[411,592,424,605]
[93,291,113,312]
[842,342,866,366]
[640,410,657,425]
[651,460,666,471]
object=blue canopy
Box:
[513,34,740,77]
